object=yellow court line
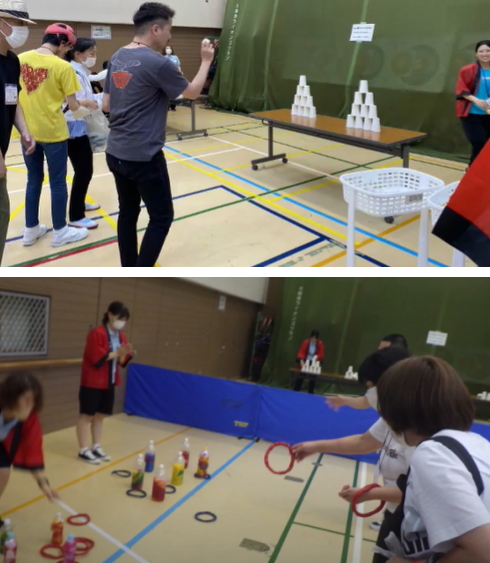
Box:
[6,166,27,174]
[412,155,466,172]
[1,427,190,517]
[9,201,24,222]
[164,151,348,241]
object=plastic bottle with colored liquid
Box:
[51,513,64,546]
[131,454,145,490]
[3,533,16,563]
[181,438,190,469]
[144,440,156,473]
[0,520,12,554]
[62,534,76,563]
[171,452,185,486]
[152,464,167,502]
[194,448,210,479]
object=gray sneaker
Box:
[51,225,89,247]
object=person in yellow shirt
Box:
[19,23,96,248]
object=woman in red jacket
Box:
[293,330,324,394]
[0,372,59,511]
[456,40,490,165]
[76,301,133,464]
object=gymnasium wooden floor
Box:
[3,414,379,563]
[3,104,469,267]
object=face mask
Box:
[365,387,378,411]
[82,57,96,69]
[1,21,29,49]
[166,49,172,55]
[113,320,126,330]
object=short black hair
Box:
[133,2,175,33]
[65,38,96,62]
[476,40,490,52]
[358,346,412,386]
[102,60,109,70]
[310,330,319,338]
[43,33,69,47]
[0,372,44,414]
[102,301,130,324]
[380,334,408,349]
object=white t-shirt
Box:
[369,418,415,513]
[401,430,490,560]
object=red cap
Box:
[44,23,77,46]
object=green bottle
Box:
[0,519,12,554]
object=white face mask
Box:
[113,320,126,330]
[82,57,96,69]
[166,49,172,55]
[1,20,29,49]
[365,387,379,411]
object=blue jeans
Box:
[23,141,68,230]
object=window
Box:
[0,291,50,357]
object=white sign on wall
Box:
[91,25,112,40]
[427,331,448,347]
[218,295,227,311]
[350,23,375,43]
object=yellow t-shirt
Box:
[18,51,80,143]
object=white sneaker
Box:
[370,521,382,532]
[69,218,99,230]
[85,202,100,211]
[22,224,47,246]
[51,225,89,247]
[78,449,101,465]
[92,446,111,462]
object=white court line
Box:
[352,462,367,563]
[55,499,150,563]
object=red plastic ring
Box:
[264,442,295,475]
[40,544,63,559]
[74,537,95,555]
[351,484,386,518]
[67,514,90,526]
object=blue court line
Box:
[5,185,222,244]
[218,186,388,267]
[102,438,257,563]
[255,238,325,267]
[165,145,446,267]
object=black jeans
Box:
[372,510,394,563]
[106,151,174,267]
[461,114,490,165]
[293,373,316,394]
[68,135,94,222]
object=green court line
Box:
[410,157,465,173]
[268,454,323,563]
[340,461,360,563]
[292,522,376,544]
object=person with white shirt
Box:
[165,45,181,111]
[292,347,413,563]
[65,38,103,230]
[376,355,490,563]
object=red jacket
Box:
[81,325,132,389]
[2,412,44,470]
[456,63,481,117]
[297,339,324,362]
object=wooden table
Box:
[170,96,208,140]
[289,368,363,389]
[250,110,427,170]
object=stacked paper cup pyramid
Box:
[291,76,317,119]
[344,366,358,380]
[301,355,321,374]
[346,81,381,132]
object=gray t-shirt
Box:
[105,47,188,162]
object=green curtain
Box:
[260,278,490,400]
[210,0,489,159]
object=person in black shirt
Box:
[0,1,36,265]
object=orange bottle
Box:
[51,513,64,546]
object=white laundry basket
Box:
[427,182,465,267]
[339,168,445,266]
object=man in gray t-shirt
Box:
[103,2,214,268]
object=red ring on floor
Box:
[74,537,95,555]
[40,544,63,559]
[264,442,295,475]
[351,484,386,517]
[67,514,90,526]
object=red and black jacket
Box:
[81,325,132,390]
[2,412,44,471]
[456,62,481,117]
[296,339,324,363]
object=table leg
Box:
[417,208,430,267]
[402,145,410,168]
[251,124,288,170]
[175,100,208,140]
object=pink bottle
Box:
[3,533,16,563]
[62,534,76,563]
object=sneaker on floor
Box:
[92,446,111,462]
[69,218,99,230]
[51,225,89,247]
[22,224,47,246]
[85,202,100,212]
[78,449,101,464]
[369,521,382,532]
